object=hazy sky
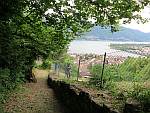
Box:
[122,7,150,33]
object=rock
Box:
[123,98,142,113]
[143,102,150,112]
[79,91,90,100]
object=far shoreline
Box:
[73,40,150,44]
[68,40,149,57]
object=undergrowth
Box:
[0,68,25,112]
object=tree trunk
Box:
[25,66,37,83]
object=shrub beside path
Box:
[4,69,64,113]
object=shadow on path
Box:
[4,69,66,113]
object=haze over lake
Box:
[68,41,150,57]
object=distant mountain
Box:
[79,26,150,42]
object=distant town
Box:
[70,53,126,77]
[110,44,150,56]
[69,43,150,77]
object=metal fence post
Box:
[101,52,106,89]
[77,56,81,81]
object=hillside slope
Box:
[80,26,150,42]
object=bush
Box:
[0,68,13,91]
[104,81,116,90]
[0,68,11,111]
[37,59,52,69]
[119,57,150,81]
[89,75,102,88]
[89,64,120,88]
[0,68,25,111]
[70,64,78,77]
[128,83,150,104]
[89,65,102,77]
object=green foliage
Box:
[88,57,150,91]
[70,64,78,77]
[87,57,150,109]
[89,64,121,88]
[0,68,24,111]
[59,54,78,78]
[39,59,52,69]
[128,83,150,105]
[61,54,74,65]
[89,75,102,88]
[119,57,150,81]
[88,65,103,88]
[89,65,102,76]
[0,0,150,109]
[1,0,149,81]
[139,62,150,80]
[0,69,11,91]
[103,81,150,107]
[105,65,121,81]
[0,69,24,91]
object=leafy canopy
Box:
[0,0,150,80]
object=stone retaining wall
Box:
[48,75,150,113]
[47,76,118,113]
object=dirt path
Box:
[4,69,64,113]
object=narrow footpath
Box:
[4,69,64,113]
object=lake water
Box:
[68,41,150,57]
